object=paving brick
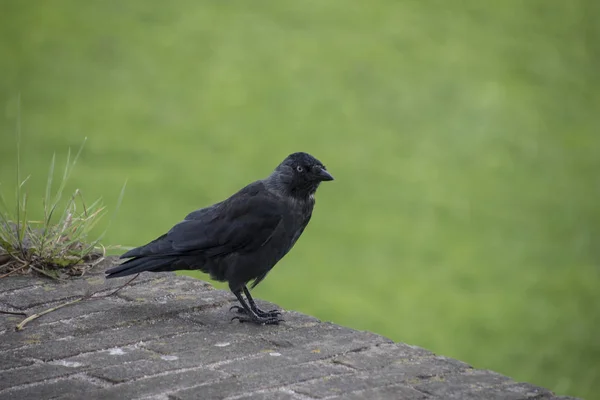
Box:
[330,342,434,370]
[0,363,78,391]
[170,361,349,400]
[290,372,407,399]
[0,276,46,293]
[0,376,101,400]
[88,358,207,383]
[50,346,157,370]
[226,390,304,400]
[327,384,428,400]
[0,352,35,370]
[83,368,225,400]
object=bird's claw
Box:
[229,305,281,318]
[231,315,283,325]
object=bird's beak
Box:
[317,168,334,181]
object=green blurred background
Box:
[1,1,599,398]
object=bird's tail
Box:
[105,256,177,279]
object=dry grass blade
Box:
[15,297,84,331]
[0,310,27,315]
[0,262,29,278]
[0,310,27,316]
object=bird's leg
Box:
[230,290,283,325]
[229,286,281,318]
[244,286,281,317]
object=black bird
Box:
[105,152,333,325]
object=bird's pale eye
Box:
[296,165,304,172]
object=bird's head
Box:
[270,152,334,199]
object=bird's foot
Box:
[229,305,281,319]
[231,313,283,325]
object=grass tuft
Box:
[0,101,126,279]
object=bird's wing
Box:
[122,187,284,258]
[170,194,284,256]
